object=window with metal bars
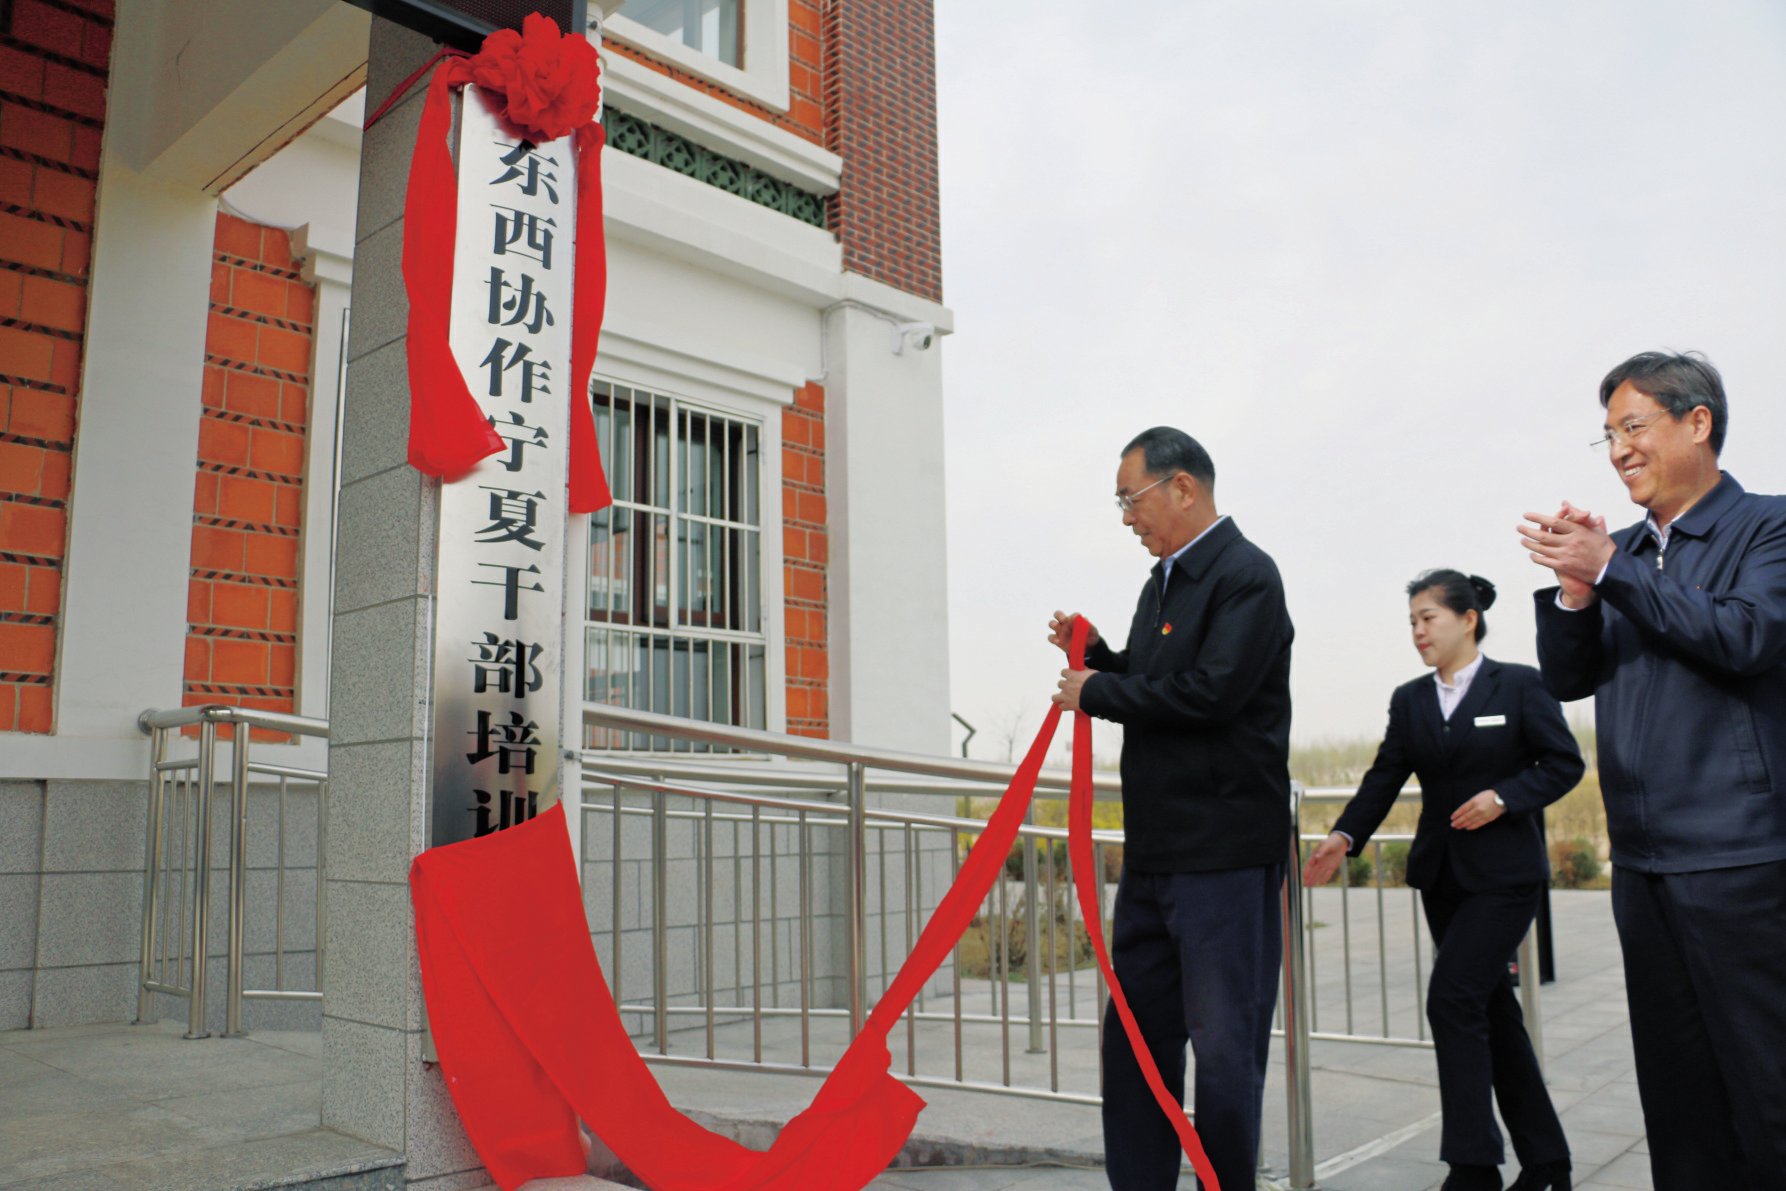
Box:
[586,381,767,749]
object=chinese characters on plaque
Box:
[429,87,574,846]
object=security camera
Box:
[892,321,936,354]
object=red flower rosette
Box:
[398,14,611,513]
[468,12,601,143]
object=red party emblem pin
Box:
[1161,623,1173,635]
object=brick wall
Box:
[0,0,112,734]
[782,382,827,737]
[181,213,314,734]
[606,0,825,145]
[824,0,941,301]
[613,1,942,303]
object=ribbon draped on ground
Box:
[392,14,612,513]
[409,618,1220,1189]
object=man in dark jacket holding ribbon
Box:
[1522,351,1786,1191]
[1051,426,1293,1191]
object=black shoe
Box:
[1440,1166,1502,1191]
[1507,1159,1572,1190]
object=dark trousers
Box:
[1612,860,1786,1191]
[1101,863,1283,1191]
[1420,867,1568,1168]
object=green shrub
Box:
[1550,838,1601,888]
[1379,841,1411,886]
[1003,839,1070,881]
[1345,855,1374,887]
[1101,844,1124,883]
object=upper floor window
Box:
[619,0,741,68]
[586,382,767,750]
[604,0,791,114]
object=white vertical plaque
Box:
[429,86,574,846]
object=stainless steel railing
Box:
[1296,787,1543,1059]
[117,694,1538,1186]
[579,703,1321,1185]
[135,705,329,1037]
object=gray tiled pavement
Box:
[0,891,1647,1190]
[0,1021,398,1190]
[647,888,1648,1190]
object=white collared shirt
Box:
[1433,653,1485,722]
[1335,652,1486,849]
[1160,514,1230,592]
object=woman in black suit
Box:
[1303,570,1583,1191]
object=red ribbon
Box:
[1068,665,1220,1188]
[396,19,611,512]
[409,619,1219,1189]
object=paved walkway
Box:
[0,891,1647,1190]
[0,1022,398,1189]
[639,888,1648,1190]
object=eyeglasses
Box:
[1590,410,1669,454]
[1114,473,1181,514]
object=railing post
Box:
[653,788,669,1055]
[226,723,251,1036]
[1519,926,1544,1069]
[187,720,217,1039]
[316,774,329,997]
[1282,784,1315,1189]
[136,725,167,1024]
[1023,805,1044,1054]
[846,761,866,1039]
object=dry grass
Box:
[951,730,1615,924]
[1293,732,1611,888]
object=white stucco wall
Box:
[16,51,955,779]
[1,80,364,781]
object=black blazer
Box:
[1080,517,1294,873]
[1332,658,1585,892]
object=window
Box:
[618,0,741,68]
[604,0,790,113]
[587,382,767,749]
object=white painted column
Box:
[822,278,954,754]
[51,163,216,757]
[291,223,354,722]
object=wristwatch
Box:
[1491,793,1505,810]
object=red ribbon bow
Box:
[410,620,1222,1190]
[394,14,611,513]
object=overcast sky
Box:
[933,0,1786,761]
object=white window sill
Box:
[603,6,790,113]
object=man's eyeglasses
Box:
[1591,410,1669,454]
[1114,473,1181,514]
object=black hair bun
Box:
[1469,575,1497,611]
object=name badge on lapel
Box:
[1474,714,1507,728]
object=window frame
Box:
[580,379,783,750]
[603,0,792,113]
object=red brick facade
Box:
[0,0,112,733]
[181,214,315,736]
[823,0,942,301]
[782,382,828,737]
[612,0,942,302]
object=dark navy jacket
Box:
[1080,517,1293,873]
[1535,473,1786,873]
[1333,659,1585,891]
